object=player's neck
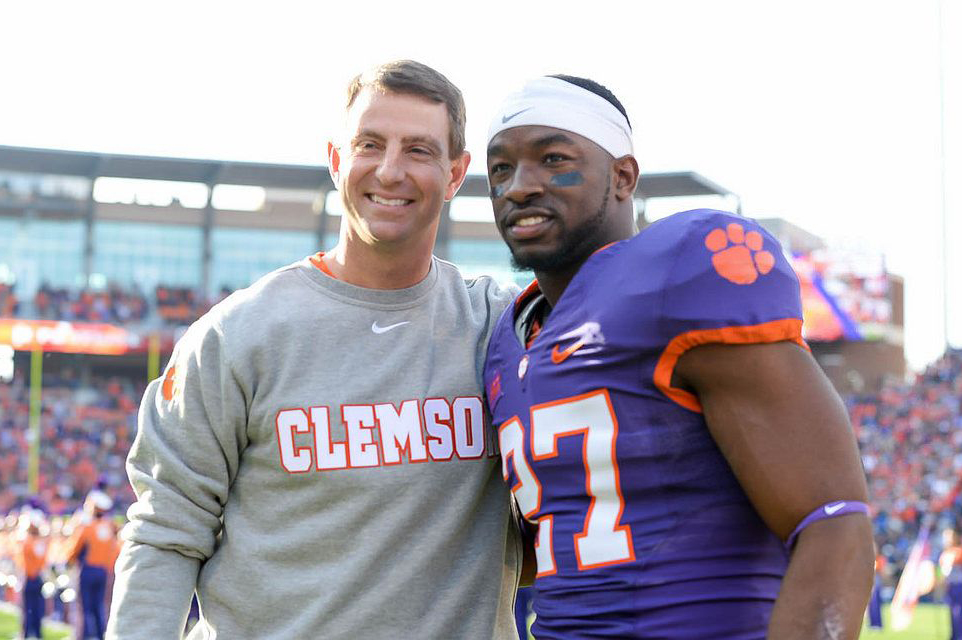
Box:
[535,261,587,308]
[536,224,633,306]
[324,236,435,290]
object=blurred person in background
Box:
[0,513,22,606]
[941,528,962,639]
[14,508,48,640]
[866,544,885,630]
[65,491,119,640]
[46,515,70,623]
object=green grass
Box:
[859,603,950,639]
[0,604,72,640]
[517,602,949,640]
[0,599,950,639]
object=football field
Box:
[859,603,952,639]
[0,603,71,640]
[517,603,954,639]
[0,601,951,639]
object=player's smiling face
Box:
[487,125,617,273]
[330,88,468,250]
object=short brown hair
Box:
[345,60,466,159]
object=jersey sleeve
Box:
[652,210,806,412]
[108,310,248,639]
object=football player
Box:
[65,491,119,640]
[14,509,48,640]
[940,529,962,638]
[484,75,874,639]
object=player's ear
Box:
[444,151,471,201]
[328,142,341,188]
[612,155,640,202]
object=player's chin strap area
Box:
[786,501,870,550]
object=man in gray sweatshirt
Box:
[107,60,521,639]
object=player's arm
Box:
[674,340,874,640]
[107,313,247,640]
[13,541,26,573]
[62,526,86,564]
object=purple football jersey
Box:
[485,209,806,638]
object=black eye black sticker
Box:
[550,171,584,187]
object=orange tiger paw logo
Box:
[704,222,775,285]
[162,366,177,401]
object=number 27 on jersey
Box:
[499,389,635,577]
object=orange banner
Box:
[0,318,147,355]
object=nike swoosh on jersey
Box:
[371,321,410,334]
[502,108,532,124]
[550,338,586,364]
[824,502,846,515]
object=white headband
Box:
[487,77,633,158]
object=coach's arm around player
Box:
[674,340,875,640]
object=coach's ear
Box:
[328,142,341,188]
[612,155,640,201]
[444,151,471,201]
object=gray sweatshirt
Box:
[107,256,521,639]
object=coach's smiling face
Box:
[329,88,469,252]
[486,125,624,276]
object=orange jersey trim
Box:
[512,242,617,316]
[514,279,541,313]
[309,252,338,279]
[526,317,543,349]
[654,318,809,413]
[592,240,618,256]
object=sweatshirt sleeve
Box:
[107,312,249,640]
[472,276,520,368]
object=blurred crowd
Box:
[0,281,233,327]
[155,285,205,325]
[0,371,142,516]
[850,349,962,580]
[33,284,149,325]
[0,372,139,637]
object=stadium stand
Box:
[16,282,227,327]
[851,348,962,583]
[0,371,141,516]
[0,280,229,327]
[33,284,149,324]
[155,285,209,326]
